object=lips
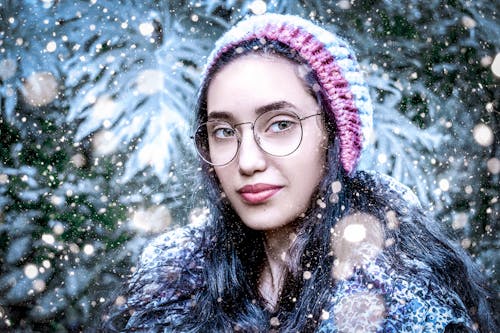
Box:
[237,183,283,204]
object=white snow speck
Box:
[473,123,493,147]
[46,41,57,53]
[249,0,267,15]
[139,22,154,36]
[491,53,500,77]
[24,264,39,279]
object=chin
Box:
[239,213,297,231]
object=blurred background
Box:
[0,0,498,331]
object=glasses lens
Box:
[194,121,238,165]
[254,111,303,156]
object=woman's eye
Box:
[213,127,236,138]
[269,120,295,133]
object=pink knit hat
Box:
[202,14,373,174]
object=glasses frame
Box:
[192,110,322,166]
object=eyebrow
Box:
[207,101,298,120]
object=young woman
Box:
[111,14,497,332]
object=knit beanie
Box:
[202,13,373,174]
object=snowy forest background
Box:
[0,0,498,331]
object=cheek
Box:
[288,145,326,193]
[301,131,328,168]
[301,139,327,189]
[213,167,232,193]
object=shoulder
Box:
[128,219,207,304]
[125,220,208,329]
[353,170,422,209]
[320,259,476,332]
[365,170,421,208]
[138,219,206,270]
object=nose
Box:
[236,124,267,175]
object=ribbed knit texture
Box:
[202,14,373,174]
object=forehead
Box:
[206,54,317,119]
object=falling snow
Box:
[0,0,498,331]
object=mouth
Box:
[237,183,283,204]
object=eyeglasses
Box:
[193,110,322,166]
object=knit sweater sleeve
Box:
[317,259,476,333]
[125,221,206,331]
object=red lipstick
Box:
[237,183,283,204]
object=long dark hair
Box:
[104,39,497,332]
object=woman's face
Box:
[206,54,327,231]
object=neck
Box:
[263,224,297,269]
[259,223,297,310]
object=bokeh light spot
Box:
[269,317,280,327]
[41,234,55,245]
[139,22,154,36]
[70,153,86,168]
[337,0,351,10]
[92,130,120,156]
[32,279,46,293]
[83,244,95,255]
[22,72,58,106]
[438,178,450,192]
[42,260,51,269]
[24,264,38,279]
[46,41,57,52]
[189,207,210,224]
[487,158,500,174]
[464,185,473,194]
[331,181,342,194]
[93,95,116,124]
[129,205,172,234]
[461,15,476,29]
[321,309,330,320]
[114,295,126,306]
[52,222,65,235]
[69,243,80,254]
[472,123,493,147]
[480,55,492,67]
[461,238,471,249]
[50,195,64,206]
[136,69,164,95]
[452,213,468,230]
[491,53,500,77]
[385,210,399,230]
[377,153,387,164]
[0,174,9,184]
[0,59,17,80]
[331,213,384,281]
[317,198,326,209]
[343,224,366,243]
[249,0,267,15]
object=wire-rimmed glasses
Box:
[193,110,322,166]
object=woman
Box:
[112,14,497,332]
